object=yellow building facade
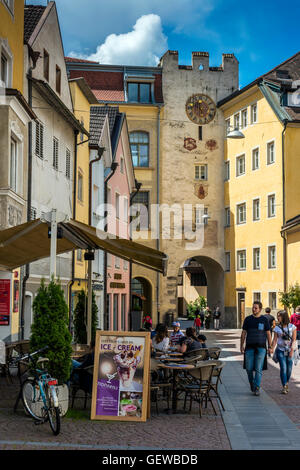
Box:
[220,52,300,326]
[69,78,98,300]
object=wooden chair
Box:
[182,361,218,417]
[183,349,209,364]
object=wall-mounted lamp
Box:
[226,126,245,139]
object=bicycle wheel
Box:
[21,379,45,421]
[46,386,61,435]
[48,405,60,435]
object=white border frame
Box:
[236,248,247,271]
[267,243,277,270]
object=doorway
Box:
[238,292,245,327]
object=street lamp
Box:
[226,126,245,139]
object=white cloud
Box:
[83,14,167,66]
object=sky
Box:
[27,0,300,88]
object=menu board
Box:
[91,331,150,422]
[0,279,11,326]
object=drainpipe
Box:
[156,105,161,326]
[68,130,79,332]
[129,180,142,330]
[19,54,38,340]
[103,162,118,330]
[281,119,288,292]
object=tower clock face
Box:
[186,94,216,125]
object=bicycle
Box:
[11,346,61,436]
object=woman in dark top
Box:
[178,327,202,354]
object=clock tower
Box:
[158,51,239,322]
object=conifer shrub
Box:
[73,289,98,345]
[30,278,72,384]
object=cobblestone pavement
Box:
[0,337,231,451]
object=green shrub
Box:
[279,283,300,314]
[30,278,72,384]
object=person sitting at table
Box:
[177,327,202,354]
[152,323,170,352]
[197,334,207,349]
[170,322,185,346]
[70,340,95,391]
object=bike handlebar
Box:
[11,346,49,364]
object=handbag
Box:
[272,347,279,364]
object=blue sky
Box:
[28,0,300,88]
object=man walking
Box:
[213,306,221,330]
[240,301,273,396]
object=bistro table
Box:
[156,362,195,414]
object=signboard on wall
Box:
[91,331,150,422]
[0,279,11,326]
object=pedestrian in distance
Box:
[194,315,202,335]
[271,310,297,394]
[213,306,221,330]
[290,306,300,348]
[240,301,273,396]
[204,307,212,330]
[200,310,205,329]
[263,307,276,334]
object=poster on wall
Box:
[91,331,150,422]
[0,279,11,326]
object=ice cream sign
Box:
[91,331,151,422]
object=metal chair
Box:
[208,347,222,360]
[70,365,94,409]
[182,361,218,417]
[209,360,225,411]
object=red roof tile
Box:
[65,57,99,64]
[92,90,125,102]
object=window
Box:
[115,257,120,269]
[130,132,149,167]
[237,203,246,224]
[120,157,124,174]
[236,154,245,176]
[107,253,112,267]
[268,194,276,218]
[241,109,248,128]
[225,119,231,135]
[43,49,49,81]
[253,199,260,221]
[121,294,126,331]
[128,82,151,103]
[1,52,8,86]
[252,148,259,170]
[35,121,44,159]
[224,161,230,181]
[251,103,257,124]
[123,197,128,222]
[225,252,230,272]
[234,113,240,130]
[253,292,261,302]
[131,191,149,229]
[267,141,275,165]
[195,207,208,226]
[116,193,120,219]
[253,247,260,270]
[269,292,277,310]
[237,250,246,271]
[268,245,276,269]
[78,172,83,201]
[10,137,17,192]
[195,164,208,180]
[52,137,59,170]
[66,148,71,179]
[77,249,82,262]
[55,65,61,94]
[123,260,129,270]
[225,207,230,227]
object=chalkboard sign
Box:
[91,331,150,422]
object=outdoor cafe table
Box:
[156,362,195,414]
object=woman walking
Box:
[272,310,297,394]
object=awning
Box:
[0,218,168,275]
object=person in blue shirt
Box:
[240,301,273,396]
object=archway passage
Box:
[131,277,152,319]
[177,256,224,318]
